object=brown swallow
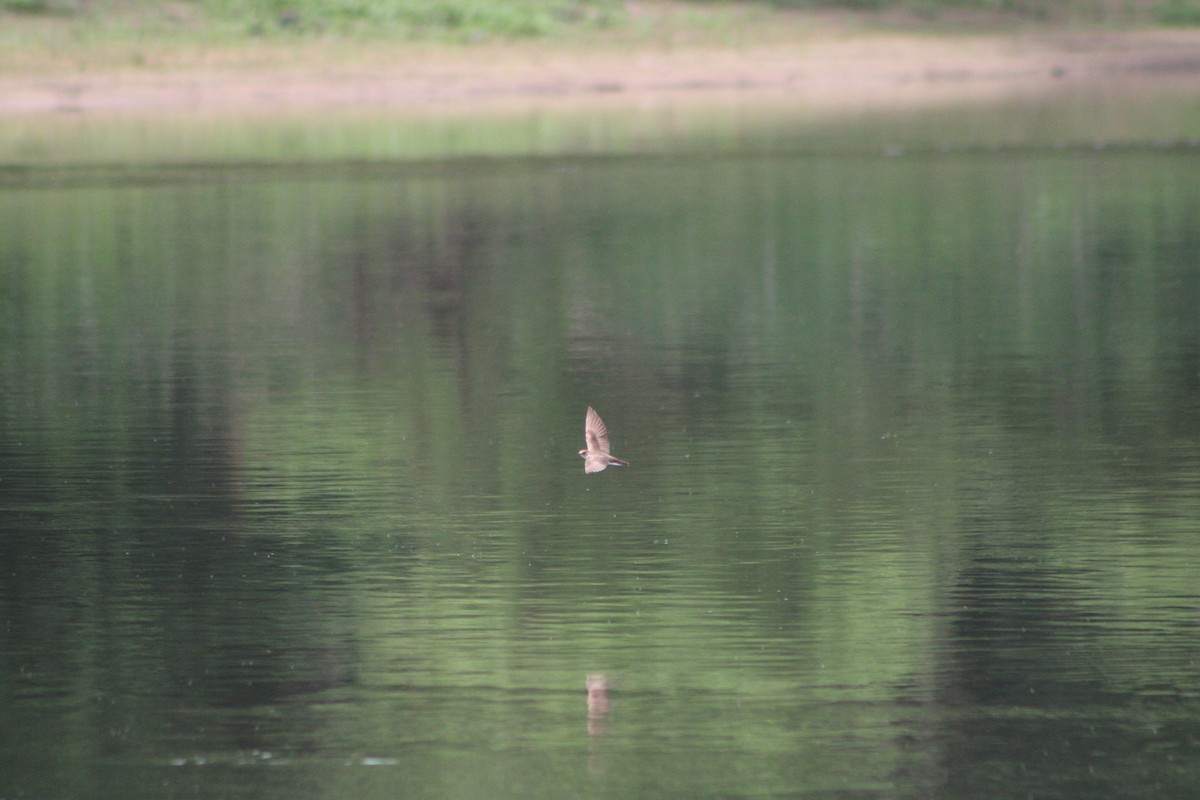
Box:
[579,406,629,474]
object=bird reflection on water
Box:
[586,673,612,776]
[586,672,611,735]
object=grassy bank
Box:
[3,0,1200,115]
[2,0,1198,55]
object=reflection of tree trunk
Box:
[850,241,866,349]
[1073,204,1088,354]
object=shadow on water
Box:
[2,81,1200,799]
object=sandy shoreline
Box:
[1,27,1200,115]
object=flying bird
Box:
[580,406,629,474]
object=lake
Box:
[2,79,1199,799]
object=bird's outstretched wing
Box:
[585,406,611,456]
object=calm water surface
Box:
[3,84,1200,799]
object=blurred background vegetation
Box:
[1,0,1197,41]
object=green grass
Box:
[229,0,626,38]
[2,0,1194,42]
[0,0,629,39]
[0,0,1195,71]
[1156,0,1200,25]
[1,0,84,11]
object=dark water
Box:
[3,85,1200,799]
